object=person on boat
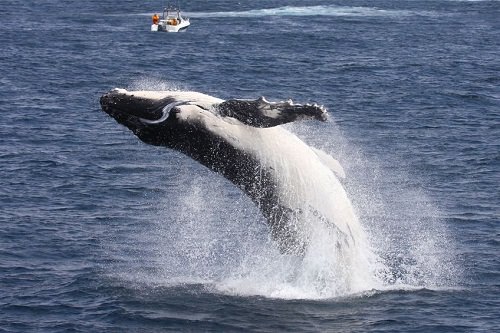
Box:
[152,13,160,25]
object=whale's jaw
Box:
[99,89,179,125]
[100,89,187,148]
[100,89,191,147]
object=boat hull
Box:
[151,20,190,32]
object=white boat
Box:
[151,5,190,32]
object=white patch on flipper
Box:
[312,147,346,179]
[257,97,288,119]
[260,108,282,119]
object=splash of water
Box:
[291,122,462,291]
[145,169,385,299]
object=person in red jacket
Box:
[152,13,160,25]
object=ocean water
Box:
[1,0,499,331]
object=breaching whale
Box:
[100,88,364,254]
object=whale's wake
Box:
[103,81,460,299]
[184,5,437,19]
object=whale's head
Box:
[99,89,201,147]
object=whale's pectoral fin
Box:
[217,96,328,127]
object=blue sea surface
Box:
[1,0,499,332]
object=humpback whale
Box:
[100,88,363,254]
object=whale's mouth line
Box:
[101,103,154,121]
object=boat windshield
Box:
[163,7,180,19]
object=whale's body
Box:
[100,89,364,254]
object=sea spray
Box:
[293,122,462,289]
[128,77,187,92]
